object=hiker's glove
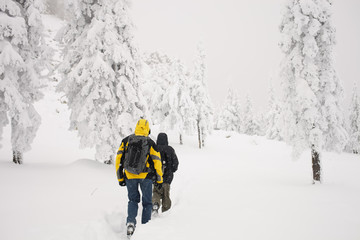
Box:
[154,182,163,190]
[119,181,126,187]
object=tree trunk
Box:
[104,156,113,165]
[13,151,23,164]
[12,151,17,164]
[18,151,23,164]
[201,131,205,147]
[197,121,201,149]
[179,134,183,145]
[311,147,321,183]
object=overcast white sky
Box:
[130,0,360,112]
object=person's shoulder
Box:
[148,138,158,149]
[147,137,155,145]
[122,135,132,143]
[167,145,175,152]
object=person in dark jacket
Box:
[152,132,179,213]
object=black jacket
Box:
[156,133,179,184]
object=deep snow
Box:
[0,14,360,240]
[1,130,360,240]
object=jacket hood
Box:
[157,133,168,146]
[134,119,150,136]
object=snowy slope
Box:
[136,133,360,240]
[0,131,360,240]
[1,15,360,240]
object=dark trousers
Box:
[152,183,171,212]
[126,178,153,225]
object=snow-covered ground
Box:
[1,14,360,240]
[1,128,360,240]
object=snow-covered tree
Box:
[57,0,146,164]
[213,110,221,130]
[279,0,348,183]
[255,112,267,137]
[242,95,261,136]
[142,51,172,125]
[347,83,360,154]
[266,85,283,140]
[143,52,197,144]
[0,0,49,164]
[166,59,197,144]
[190,44,214,148]
[218,88,242,132]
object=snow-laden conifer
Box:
[242,95,261,136]
[0,0,48,164]
[218,88,242,132]
[213,111,221,130]
[190,44,214,148]
[255,112,266,137]
[347,83,360,154]
[142,51,172,125]
[266,85,283,140]
[167,59,197,144]
[279,0,348,183]
[57,0,146,163]
[144,52,197,144]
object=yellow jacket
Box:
[115,119,163,183]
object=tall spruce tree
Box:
[266,85,283,140]
[144,53,196,144]
[190,44,214,148]
[0,0,48,164]
[348,83,360,154]
[279,0,348,183]
[256,112,267,137]
[218,88,242,132]
[242,95,261,136]
[57,0,146,163]
[142,51,173,125]
[168,59,197,144]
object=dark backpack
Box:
[124,135,150,175]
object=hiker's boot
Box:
[152,203,159,215]
[127,223,135,237]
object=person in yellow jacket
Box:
[115,119,163,237]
